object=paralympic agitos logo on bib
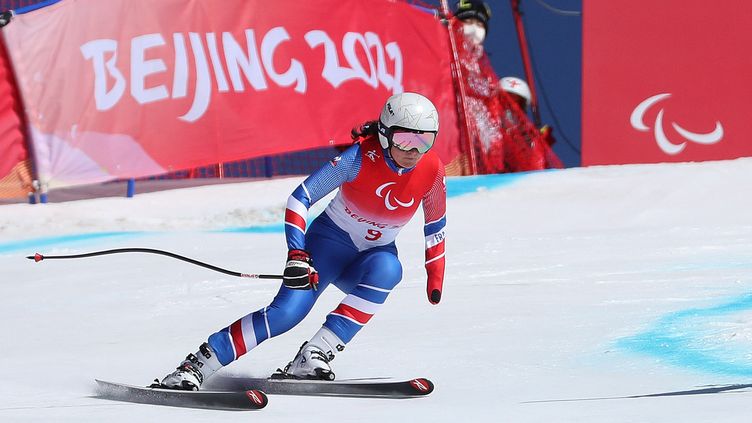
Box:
[375,182,414,211]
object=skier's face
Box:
[390,145,424,168]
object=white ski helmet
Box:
[377,92,439,150]
[500,76,532,108]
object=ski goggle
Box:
[390,129,436,154]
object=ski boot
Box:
[279,341,336,381]
[157,342,222,391]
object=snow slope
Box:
[1,158,751,422]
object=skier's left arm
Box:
[422,166,447,305]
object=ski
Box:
[208,375,434,398]
[95,379,268,411]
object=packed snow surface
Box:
[2,158,751,422]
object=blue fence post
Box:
[27,179,38,204]
[126,178,136,198]
[39,181,48,203]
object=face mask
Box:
[463,23,486,45]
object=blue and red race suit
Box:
[207,136,446,366]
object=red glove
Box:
[283,249,319,290]
[426,261,445,305]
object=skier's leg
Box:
[206,222,357,366]
[159,286,323,390]
[323,249,402,346]
[206,286,321,362]
[283,247,402,379]
[161,213,358,389]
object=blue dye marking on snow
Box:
[0,232,142,254]
[445,172,531,197]
[617,294,752,377]
[219,223,286,233]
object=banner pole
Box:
[510,0,542,127]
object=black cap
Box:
[454,0,491,30]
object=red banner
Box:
[582,0,752,166]
[0,32,32,199]
[2,0,458,188]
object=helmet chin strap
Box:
[384,145,400,167]
[383,145,413,173]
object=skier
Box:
[159,92,447,390]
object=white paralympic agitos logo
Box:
[630,93,724,155]
[376,182,414,211]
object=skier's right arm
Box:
[282,145,361,289]
[284,144,361,249]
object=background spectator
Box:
[500,76,558,152]
[454,0,491,47]
[499,76,531,113]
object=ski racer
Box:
[159,92,447,390]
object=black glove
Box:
[283,249,319,290]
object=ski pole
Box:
[27,248,283,280]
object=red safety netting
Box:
[448,19,561,174]
[0,31,33,199]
